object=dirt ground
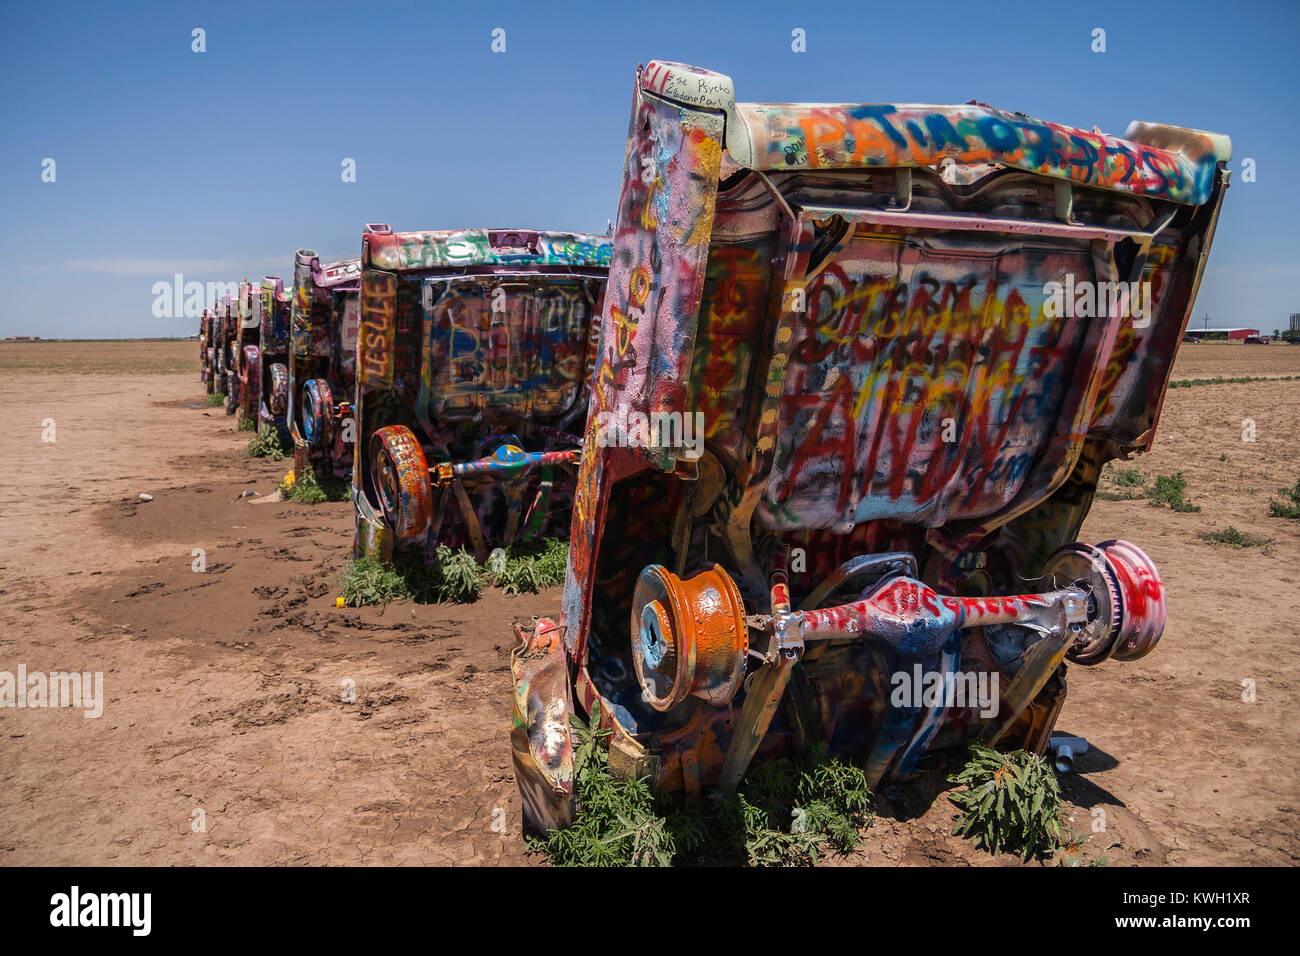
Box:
[1,339,1296,866]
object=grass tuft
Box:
[337,556,414,607]
[1112,465,1144,487]
[426,547,484,603]
[278,463,348,504]
[336,538,570,607]
[487,537,569,595]
[1268,478,1300,519]
[1199,526,1274,550]
[533,700,874,867]
[206,392,225,406]
[1145,472,1201,512]
[246,427,285,460]
[1096,464,1145,501]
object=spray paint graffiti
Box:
[352,224,611,564]
[513,60,1231,831]
[288,251,362,480]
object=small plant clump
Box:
[206,392,225,406]
[246,427,285,460]
[336,539,570,606]
[1268,479,1300,520]
[412,546,483,603]
[534,701,874,867]
[337,556,414,607]
[1096,464,1145,501]
[948,742,1063,860]
[238,416,257,432]
[1199,526,1274,550]
[487,537,569,595]
[1112,465,1144,487]
[278,464,349,504]
[1145,472,1201,513]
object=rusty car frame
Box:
[510,60,1232,831]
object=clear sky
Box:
[1,0,1296,338]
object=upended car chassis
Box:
[350,225,612,564]
[287,250,363,480]
[509,60,1230,832]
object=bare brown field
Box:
[0,339,199,376]
[1171,341,1300,379]
[1,339,1296,866]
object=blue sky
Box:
[1,0,1296,338]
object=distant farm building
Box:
[1215,328,1261,340]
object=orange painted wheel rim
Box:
[630,564,748,712]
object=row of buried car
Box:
[197,61,1232,833]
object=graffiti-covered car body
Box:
[225,280,262,418]
[288,250,362,480]
[212,292,237,401]
[249,275,293,436]
[511,61,1232,831]
[352,225,612,565]
[199,308,215,393]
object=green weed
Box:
[534,701,874,867]
[1268,479,1300,519]
[948,742,1062,860]
[278,463,348,504]
[487,538,569,595]
[427,547,483,603]
[1145,472,1201,512]
[335,539,567,607]
[1112,465,1144,487]
[1199,526,1274,549]
[337,556,414,607]
[246,427,285,460]
[1096,464,1145,501]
